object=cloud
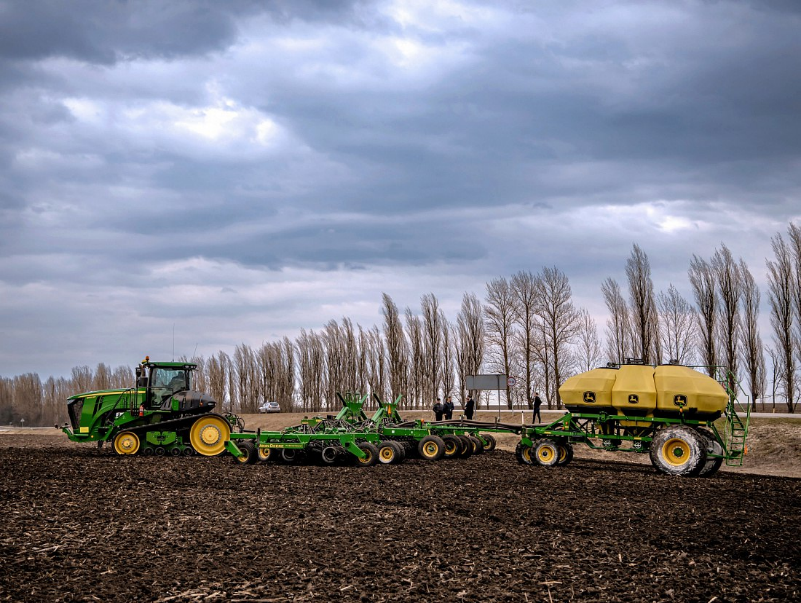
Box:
[0,0,800,376]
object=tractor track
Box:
[0,434,798,602]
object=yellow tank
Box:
[654,365,727,418]
[559,364,728,419]
[612,365,656,416]
[560,368,617,413]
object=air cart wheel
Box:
[515,442,534,465]
[481,434,497,452]
[234,441,257,465]
[321,446,340,465]
[441,435,462,459]
[456,435,473,458]
[533,440,559,467]
[650,425,707,477]
[281,448,303,464]
[189,414,231,457]
[113,431,140,455]
[468,435,485,455]
[257,446,273,462]
[695,428,724,478]
[418,435,446,461]
[555,442,574,466]
[355,442,379,467]
[378,442,399,464]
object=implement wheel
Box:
[378,442,400,464]
[441,435,462,459]
[696,428,724,478]
[468,435,485,455]
[189,414,231,457]
[481,434,497,452]
[534,439,559,467]
[515,442,535,465]
[114,431,140,455]
[555,441,574,466]
[256,446,273,462]
[456,435,473,458]
[650,426,707,477]
[234,441,257,465]
[418,435,445,461]
[355,442,379,467]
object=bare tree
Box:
[789,223,801,386]
[405,308,425,409]
[71,366,93,393]
[767,233,796,412]
[601,277,631,363]
[233,343,259,413]
[442,321,456,401]
[421,294,444,402]
[511,271,540,408]
[740,260,765,410]
[575,308,602,372]
[689,255,717,375]
[456,292,484,405]
[536,267,580,409]
[381,293,408,403]
[657,284,696,365]
[93,363,111,391]
[626,244,659,363]
[485,277,517,408]
[296,329,326,412]
[712,245,742,386]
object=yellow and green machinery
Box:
[516,362,750,477]
[61,356,240,457]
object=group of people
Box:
[431,391,543,423]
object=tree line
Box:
[3,223,799,425]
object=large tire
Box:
[650,426,707,477]
[481,434,497,452]
[113,431,140,455]
[378,442,400,465]
[533,439,559,467]
[456,435,473,458]
[320,445,340,465]
[515,442,535,465]
[418,435,446,461]
[389,441,406,463]
[555,441,574,466]
[696,428,724,478]
[441,435,462,459]
[355,442,379,467]
[468,435,485,455]
[189,414,231,457]
[234,441,257,465]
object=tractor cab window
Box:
[149,368,190,405]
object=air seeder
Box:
[515,362,750,477]
[61,357,240,457]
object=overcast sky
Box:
[1,0,799,378]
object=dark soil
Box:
[0,435,799,602]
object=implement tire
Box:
[441,435,462,459]
[534,439,559,467]
[234,441,257,465]
[457,435,473,458]
[355,442,379,467]
[555,441,574,466]
[418,435,445,461]
[257,446,273,462]
[515,442,535,465]
[481,434,497,452]
[650,425,707,477]
[696,428,724,478]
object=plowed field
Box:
[0,434,799,602]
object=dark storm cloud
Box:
[0,0,365,64]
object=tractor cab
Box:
[136,358,194,408]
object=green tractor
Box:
[61,356,236,457]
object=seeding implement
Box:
[60,357,241,456]
[225,392,510,466]
[515,362,750,477]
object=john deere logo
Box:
[583,391,596,403]
[674,394,687,408]
[628,394,639,404]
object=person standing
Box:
[464,394,475,420]
[444,396,454,420]
[533,392,543,423]
[433,397,444,421]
